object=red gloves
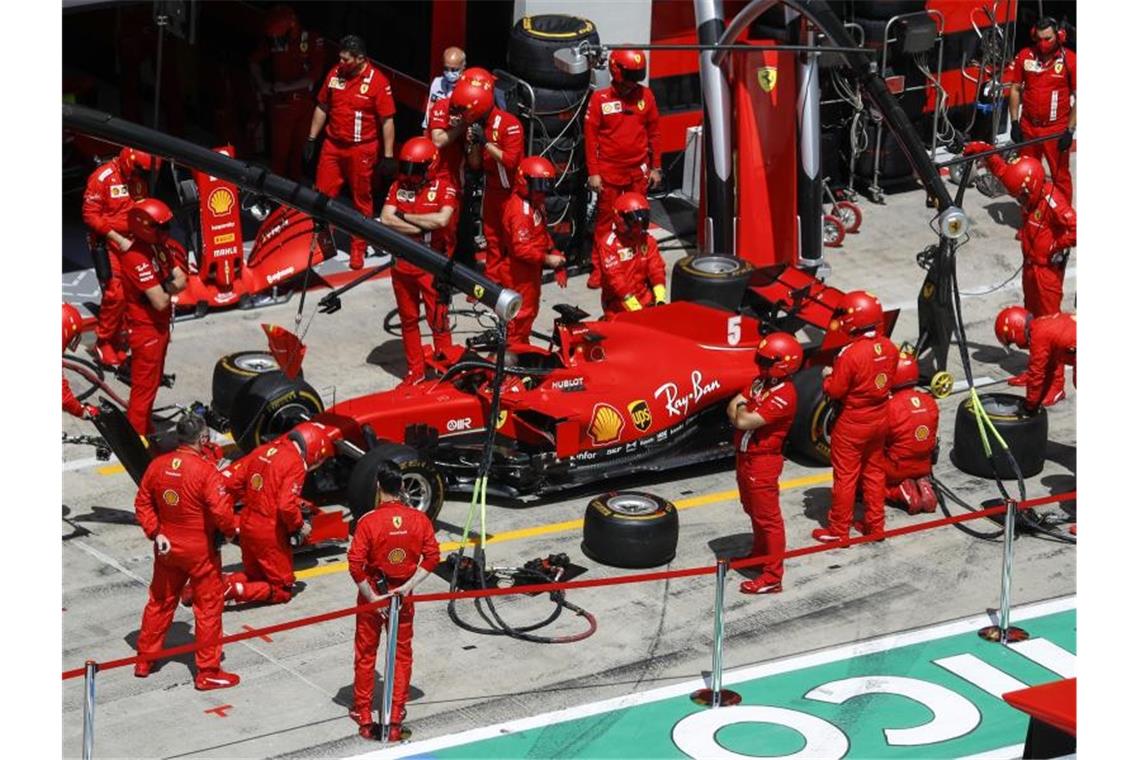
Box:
[961,141,993,157]
[554,267,568,288]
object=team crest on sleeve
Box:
[910,396,921,408]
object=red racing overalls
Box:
[250,29,325,179]
[597,229,667,317]
[502,193,554,346]
[476,108,524,285]
[1009,46,1076,200]
[1024,312,1076,411]
[883,388,940,502]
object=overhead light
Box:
[937,206,969,240]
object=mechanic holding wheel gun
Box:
[348,461,440,742]
[219,422,335,605]
[62,303,99,420]
[119,199,188,435]
[379,136,459,383]
[726,332,802,595]
[813,291,899,544]
[133,413,241,690]
[597,192,667,317]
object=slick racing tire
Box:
[211,351,298,421]
[951,393,1048,479]
[823,215,846,248]
[788,366,836,466]
[670,255,755,311]
[581,491,678,569]
[229,371,324,454]
[346,442,445,526]
[508,15,600,90]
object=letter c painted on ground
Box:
[672,705,849,759]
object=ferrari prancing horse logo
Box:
[757,66,778,93]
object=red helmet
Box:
[128,198,173,244]
[264,4,299,39]
[608,48,647,84]
[994,305,1031,348]
[833,290,883,334]
[63,303,83,352]
[514,155,556,197]
[286,421,335,469]
[397,136,438,182]
[893,345,920,389]
[998,156,1045,207]
[459,66,495,90]
[754,332,803,379]
[450,79,494,124]
[614,192,651,237]
[118,146,158,175]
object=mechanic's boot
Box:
[90,340,122,368]
[811,527,849,545]
[898,479,922,515]
[854,520,885,542]
[349,708,373,727]
[134,658,152,678]
[349,248,365,271]
[740,574,782,595]
[1069,523,1077,536]
[917,478,938,513]
[1007,372,1029,387]
[586,267,601,289]
[195,669,240,691]
[1042,389,1066,407]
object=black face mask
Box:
[621,209,651,229]
[399,161,430,180]
[528,177,554,195]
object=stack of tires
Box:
[507,15,598,265]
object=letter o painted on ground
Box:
[671,705,849,760]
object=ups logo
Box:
[627,400,652,432]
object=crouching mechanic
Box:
[134,413,240,690]
[62,303,99,419]
[348,461,440,741]
[598,192,666,317]
[379,136,458,383]
[995,306,1076,411]
[814,291,899,543]
[726,332,802,594]
[502,156,566,346]
[883,348,940,514]
[222,422,335,604]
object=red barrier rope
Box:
[61,489,1075,681]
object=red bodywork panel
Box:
[194,146,243,290]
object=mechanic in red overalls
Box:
[882,348,940,515]
[994,306,1076,410]
[119,199,187,435]
[502,156,566,347]
[62,303,98,419]
[584,49,662,289]
[727,332,802,594]
[597,192,667,317]
[349,461,440,741]
[814,291,899,543]
[1008,17,1076,201]
[379,137,459,383]
[222,422,334,605]
[450,75,524,285]
[964,143,1076,318]
[307,35,396,269]
[425,67,495,188]
[134,413,240,690]
[249,4,325,180]
[82,147,156,368]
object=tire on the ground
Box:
[581,491,678,568]
[228,370,324,454]
[787,365,837,466]
[670,255,755,311]
[345,442,445,525]
[211,351,298,421]
[508,15,600,90]
[951,392,1048,479]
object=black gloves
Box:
[302,138,317,165]
[377,157,398,177]
[468,122,486,146]
[1057,129,1074,152]
[1009,121,1023,143]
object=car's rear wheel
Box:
[581,491,678,569]
[788,366,836,466]
[228,371,324,454]
[212,351,297,421]
[670,255,755,311]
[345,442,445,526]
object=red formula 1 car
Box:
[194,259,897,524]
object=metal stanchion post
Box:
[691,559,742,707]
[979,499,1030,643]
[83,659,97,760]
[379,595,404,742]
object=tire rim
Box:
[605,493,660,516]
[261,402,311,442]
[824,222,841,244]
[234,354,279,373]
[690,256,743,275]
[836,207,857,229]
[402,472,432,513]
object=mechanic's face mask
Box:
[337,58,363,79]
[619,209,650,236]
[1035,33,1057,56]
[528,177,554,196]
[443,67,463,84]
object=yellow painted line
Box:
[294,471,833,582]
[95,433,236,477]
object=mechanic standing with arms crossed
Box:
[813,291,899,544]
[379,136,459,383]
[726,332,802,594]
[306,35,396,270]
[221,422,334,605]
[584,49,662,289]
[1008,16,1075,201]
[348,461,440,741]
[82,147,157,368]
[119,199,187,435]
[134,413,241,690]
[596,192,667,317]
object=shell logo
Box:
[387,548,407,563]
[251,473,264,491]
[915,425,931,442]
[162,489,180,506]
[874,373,888,389]
[588,403,625,446]
[207,188,235,218]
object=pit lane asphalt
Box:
[61,179,1077,759]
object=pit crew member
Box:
[597,192,666,317]
[726,332,802,594]
[883,347,940,515]
[348,461,440,741]
[994,306,1076,411]
[62,303,98,419]
[134,413,240,690]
